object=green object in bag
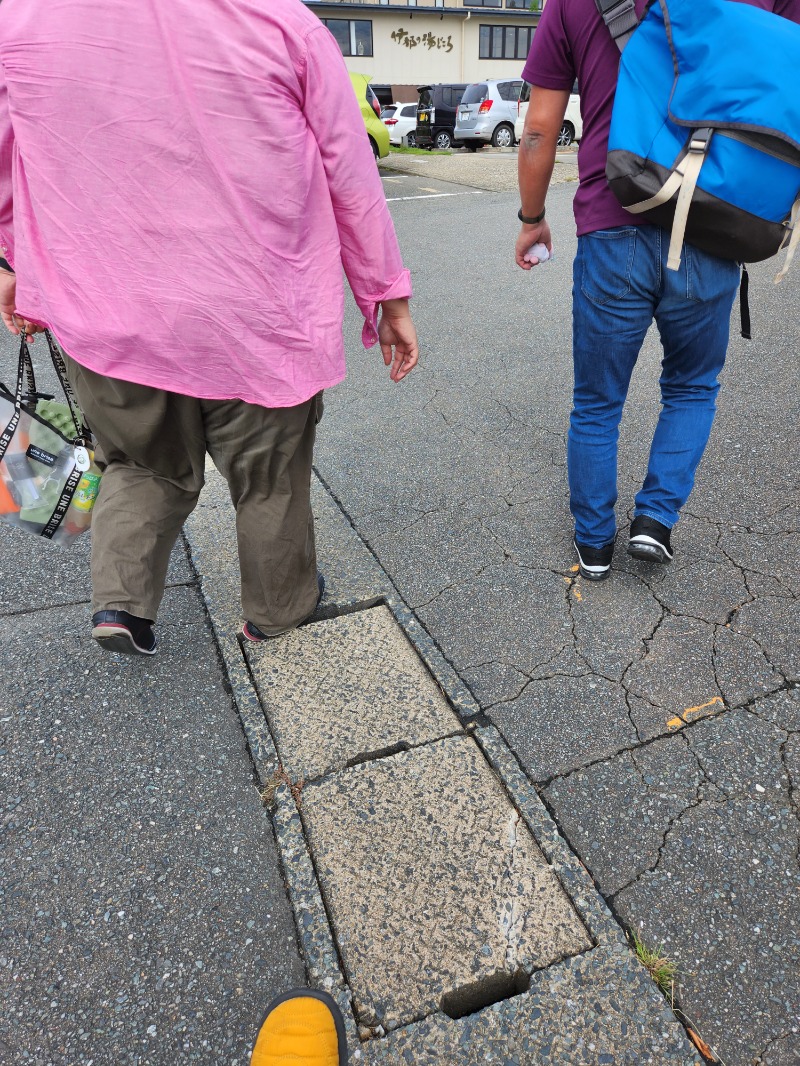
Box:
[35,398,77,439]
[17,401,80,525]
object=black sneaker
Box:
[628,515,674,564]
[91,609,157,655]
[242,573,326,643]
[574,538,614,581]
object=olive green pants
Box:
[64,355,321,634]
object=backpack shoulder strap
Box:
[594,0,640,52]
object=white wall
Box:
[340,13,461,83]
[319,11,534,86]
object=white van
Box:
[515,80,582,148]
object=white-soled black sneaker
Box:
[628,515,674,564]
[574,538,614,581]
[91,610,157,655]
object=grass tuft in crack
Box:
[630,930,678,999]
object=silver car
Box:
[454,79,523,150]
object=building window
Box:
[505,0,529,8]
[467,0,502,8]
[322,19,374,57]
[479,24,533,59]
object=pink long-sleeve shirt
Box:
[0,0,411,407]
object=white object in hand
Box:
[524,242,552,264]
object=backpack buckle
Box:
[689,128,713,153]
[594,0,639,46]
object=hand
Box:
[515,220,553,271]
[378,299,419,383]
[0,270,44,336]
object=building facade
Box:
[303,1,542,105]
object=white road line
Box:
[385,190,484,202]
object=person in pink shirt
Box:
[0,0,418,654]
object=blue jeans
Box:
[568,225,740,548]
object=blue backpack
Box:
[597,0,800,296]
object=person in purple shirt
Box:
[516,0,800,581]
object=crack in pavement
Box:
[755,1026,800,1065]
[608,742,715,903]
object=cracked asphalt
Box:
[0,523,305,1063]
[312,164,800,1065]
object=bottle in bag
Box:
[62,453,102,535]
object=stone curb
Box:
[387,600,480,722]
[271,783,362,1050]
[378,150,579,191]
[271,784,348,993]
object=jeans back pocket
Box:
[580,228,638,305]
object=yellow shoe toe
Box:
[251,991,344,1066]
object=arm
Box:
[515,86,570,270]
[301,26,417,380]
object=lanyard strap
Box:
[2,331,90,454]
[45,331,86,440]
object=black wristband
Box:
[518,207,545,225]
[0,257,13,273]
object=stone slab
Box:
[0,586,304,1064]
[300,734,591,1033]
[354,946,700,1066]
[247,605,461,782]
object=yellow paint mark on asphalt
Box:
[570,564,580,573]
[573,586,583,602]
[667,696,724,732]
[563,576,572,584]
[683,696,724,721]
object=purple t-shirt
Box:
[522,0,800,237]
